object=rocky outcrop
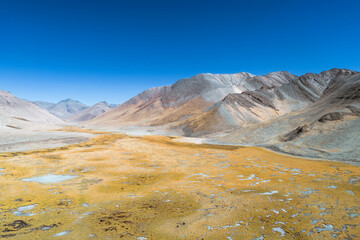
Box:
[318,112,346,123]
[280,124,311,142]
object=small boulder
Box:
[318,112,345,123]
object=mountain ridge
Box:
[0,89,63,130]
[87,68,360,163]
[34,98,89,120]
[89,70,298,126]
[69,101,113,122]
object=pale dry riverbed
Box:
[0,128,359,239]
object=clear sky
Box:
[0,0,359,105]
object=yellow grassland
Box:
[0,128,359,239]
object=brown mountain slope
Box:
[88,71,296,127]
[87,68,359,162]
[179,68,356,136]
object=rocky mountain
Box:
[69,101,112,122]
[0,89,63,130]
[215,69,360,163]
[89,71,296,126]
[33,100,56,110]
[109,103,118,108]
[34,98,89,120]
[180,69,346,135]
[88,68,360,163]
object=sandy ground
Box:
[173,136,206,144]
[3,123,358,167]
[81,124,182,136]
[0,128,93,153]
[0,124,176,154]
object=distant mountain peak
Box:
[88,68,359,139]
[59,98,80,103]
[68,101,112,122]
[34,98,88,120]
[96,101,109,105]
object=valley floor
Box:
[0,128,359,239]
[0,127,93,153]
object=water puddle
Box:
[259,190,278,195]
[347,213,359,218]
[308,224,334,235]
[186,173,209,178]
[0,168,6,176]
[237,174,256,180]
[319,212,332,216]
[22,174,77,184]
[42,225,57,230]
[273,227,286,236]
[12,204,38,216]
[54,230,71,236]
[311,219,324,225]
[221,221,244,229]
[254,180,270,185]
[300,188,319,195]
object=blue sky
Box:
[0,0,359,105]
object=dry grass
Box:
[55,126,112,135]
[0,131,358,239]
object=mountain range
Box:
[34,98,89,120]
[0,93,116,130]
[34,99,116,121]
[88,68,360,163]
[1,68,358,163]
[69,101,113,122]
